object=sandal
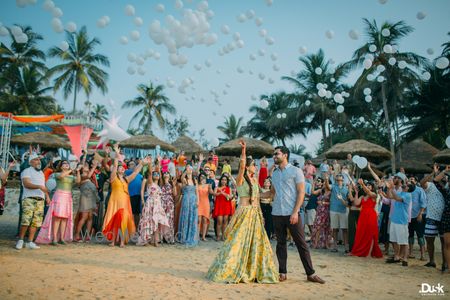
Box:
[74,237,83,243]
[424,262,436,268]
[386,258,401,264]
[51,241,58,246]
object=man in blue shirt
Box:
[271,146,324,284]
[386,174,412,266]
[325,174,349,253]
[408,176,427,260]
[125,160,143,227]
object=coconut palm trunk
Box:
[381,83,396,173]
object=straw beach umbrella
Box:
[120,135,176,152]
[433,148,450,164]
[215,137,274,158]
[377,139,438,174]
[172,136,204,155]
[325,139,391,163]
[11,132,71,149]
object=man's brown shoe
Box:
[279,274,287,282]
[307,274,325,284]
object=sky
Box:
[2,0,450,154]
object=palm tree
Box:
[217,114,244,143]
[344,19,427,172]
[0,25,47,96]
[122,82,176,134]
[289,144,312,159]
[47,26,110,112]
[0,66,57,114]
[91,103,109,121]
[282,49,350,150]
[246,91,309,146]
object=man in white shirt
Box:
[16,154,50,250]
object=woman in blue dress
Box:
[177,165,199,246]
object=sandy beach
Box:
[0,214,447,300]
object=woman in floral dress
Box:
[160,171,177,243]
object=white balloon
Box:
[367,74,375,81]
[325,30,334,39]
[377,76,385,82]
[125,4,135,16]
[221,25,230,34]
[273,64,280,71]
[135,56,145,66]
[363,59,372,69]
[255,17,263,27]
[359,117,365,122]
[318,88,326,97]
[436,57,449,69]
[155,4,165,12]
[388,57,396,65]
[167,79,175,88]
[377,65,386,73]
[211,138,220,147]
[365,95,372,102]
[378,0,388,4]
[369,44,377,52]
[43,0,55,11]
[281,112,287,118]
[299,46,307,54]
[260,99,269,109]
[349,29,359,40]
[446,135,450,148]
[330,78,336,83]
[98,116,130,144]
[251,95,257,101]
[357,157,368,169]
[258,49,266,56]
[51,18,63,33]
[305,100,311,106]
[337,105,344,113]
[11,26,22,36]
[97,18,107,28]
[134,17,143,27]
[266,0,273,6]
[206,9,215,19]
[175,0,183,10]
[15,33,28,44]
[59,41,69,51]
[233,32,241,41]
[363,88,372,95]
[249,53,256,60]
[259,29,267,37]
[130,30,140,41]
[52,7,63,18]
[383,44,392,54]
[205,59,212,67]
[236,39,244,48]
[290,70,297,77]
[127,66,136,75]
[237,13,247,23]
[426,48,434,55]
[277,113,281,119]
[153,52,161,60]
[258,73,266,80]
[381,28,390,37]
[137,67,146,75]
[194,64,202,71]
[66,22,77,33]
[398,60,407,69]
[119,36,128,45]
[422,71,431,81]
[416,11,426,20]
[268,78,275,84]
[103,16,111,24]
[316,83,324,90]
[365,53,375,61]
[246,10,255,19]
[127,53,136,63]
[326,91,333,99]
[265,36,275,45]
[0,26,8,36]
[352,155,360,163]
[315,67,322,75]
[197,0,209,11]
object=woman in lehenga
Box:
[207,139,278,283]
[36,160,81,245]
[102,144,148,247]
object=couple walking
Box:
[207,140,324,284]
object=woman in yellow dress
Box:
[206,139,279,283]
[102,144,149,247]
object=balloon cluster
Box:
[4,25,29,43]
[352,155,368,169]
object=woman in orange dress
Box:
[102,145,149,247]
[198,173,214,241]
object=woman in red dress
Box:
[258,157,268,188]
[212,174,232,241]
[350,179,383,258]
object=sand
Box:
[0,214,448,300]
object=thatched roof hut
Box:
[215,137,274,158]
[433,148,450,164]
[120,135,176,152]
[325,139,391,163]
[11,132,71,149]
[377,139,438,174]
[172,136,204,155]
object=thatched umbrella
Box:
[433,148,450,164]
[377,139,438,174]
[172,136,204,155]
[215,137,274,158]
[11,132,71,149]
[120,135,176,152]
[325,139,391,163]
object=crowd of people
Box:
[2,143,450,277]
